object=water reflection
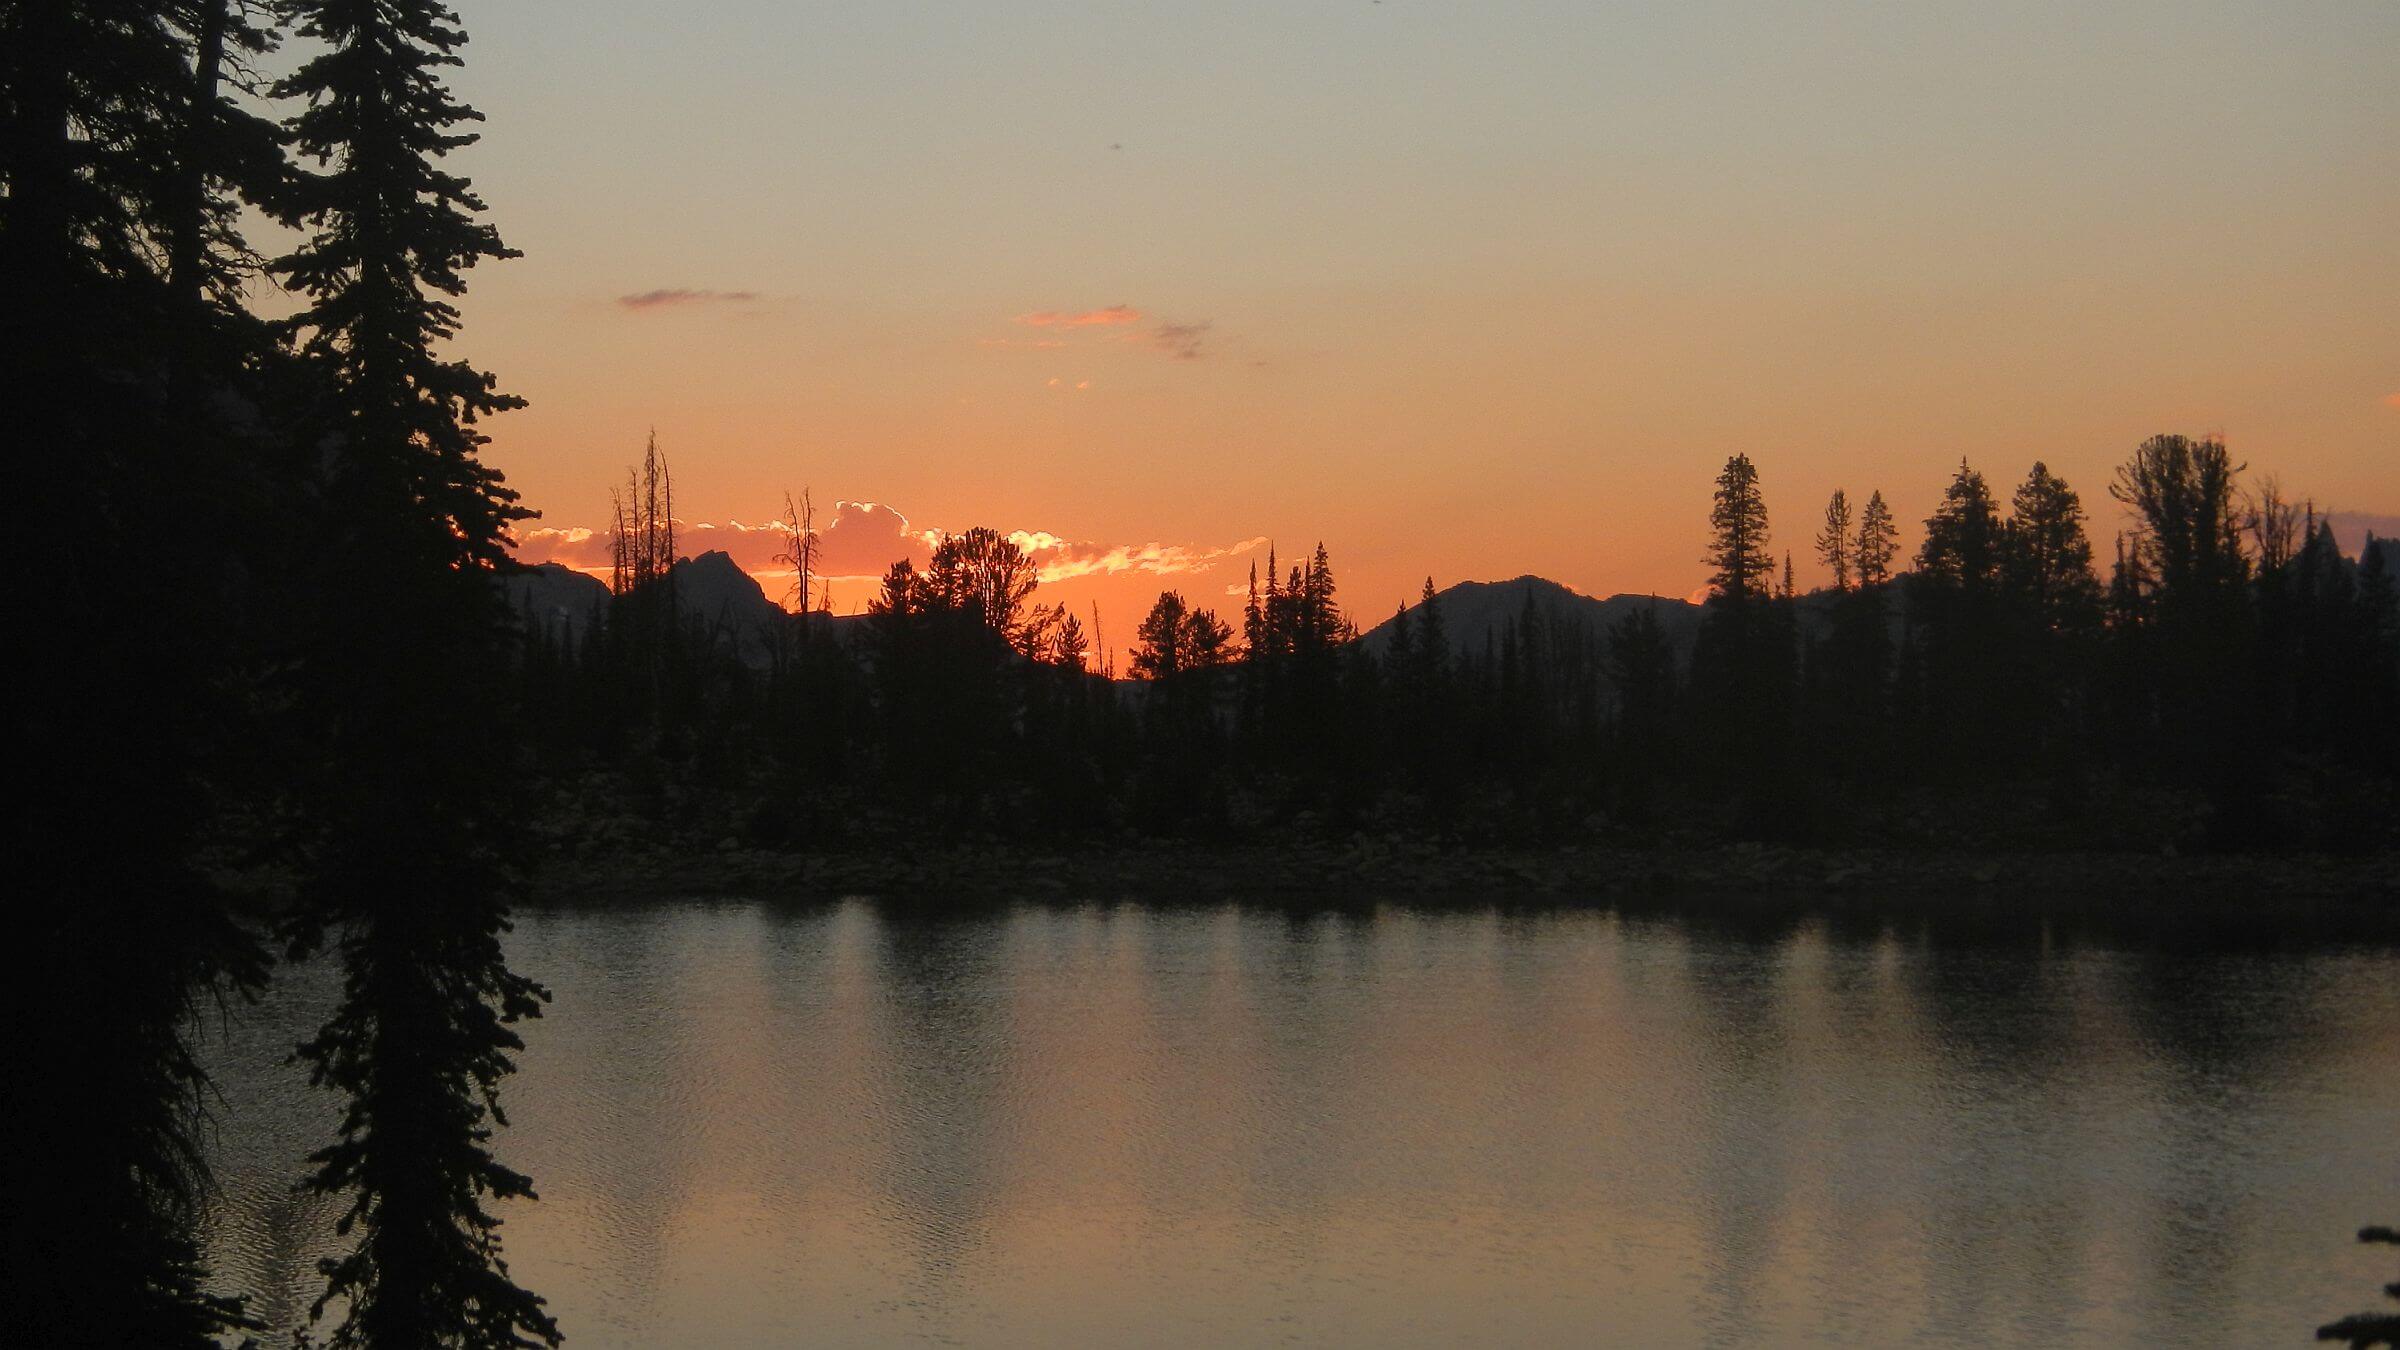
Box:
[201,897,2400,1347]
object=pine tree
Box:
[1916,460,2003,590]
[7,4,280,1342]
[1690,455,1796,825]
[1817,489,1854,590]
[271,0,559,1341]
[2004,461,2101,636]
[1855,490,1899,587]
[1705,454,1773,600]
[2316,1224,2400,1348]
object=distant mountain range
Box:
[1356,576,1706,663]
[507,540,2400,675]
[503,551,863,667]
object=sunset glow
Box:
[466,0,2396,659]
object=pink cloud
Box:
[1006,534,1269,584]
[515,506,1264,593]
[1016,305,1140,328]
[511,500,934,584]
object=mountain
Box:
[503,551,872,668]
[1356,575,1705,664]
[502,562,609,643]
[669,550,787,668]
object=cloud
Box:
[510,500,933,583]
[2383,392,2400,411]
[1009,534,1269,584]
[511,524,614,571]
[977,337,1066,349]
[1016,305,1140,328]
[1147,317,1219,357]
[805,500,934,576]
[618,288,759,310]
[515,506,1263,593]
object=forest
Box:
[518,436,2400,857]
[5,1,2395,1348]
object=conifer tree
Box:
[2316,1224,2400,1348]
[1916,460,2003,590]
[2004,461,2101,636]
[271,0,559,1341]
[1855,490,1899,587]
[1690,454,1796,824]
[7,4,280,1342]
[1817,489,1854,590]
[1705,453,1773,601]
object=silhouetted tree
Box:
[1689,454,1796,828]
[2005,462,2102,637]
[1855,489,1899,588]
[2107,434,2256,827]
[6,3,283,1341]
[1817,489,1854,590]
[1131,591,1235,679]
[1905,460,2021,779]
[1706,454,1774,601]
[2317,1224,2400,1348]
[271,0,559,1339]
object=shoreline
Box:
[529,840,2400,914]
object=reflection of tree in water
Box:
[225,1187,332,1335]
[1677,920,1799,1346]
[867,908,1012,1313]
[2109,950,2331,1334]
[1250,910,1368,1226]
[550,910,696,1323]
[1899,936,2094,1341]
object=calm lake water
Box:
[200,897,2400,1346]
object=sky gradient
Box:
[411,0,2398,654]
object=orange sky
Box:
[428,1,2398,664]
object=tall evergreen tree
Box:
[1817,489,1854,590]
[2004,461,2102,636]
[1705,453,1773,601]
[271,0,558,1341]
[1689,454,1796,826]
[1854,489,1899,588]
[2106,434,2256,819]
[6,4,282,1342]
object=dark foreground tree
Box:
[272,0,558,1341]
[2318,1224,2400,1348]
[1688,454,1796,823]
[5,2,282,1342]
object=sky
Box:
[403,0,2397,659]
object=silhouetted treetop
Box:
[1706,454,1773,602]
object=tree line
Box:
[8,0,556,1344]
[522,437,2397,856]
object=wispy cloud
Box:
[1131,318,1212,360]
[1016,304,1140,328]
[618,288,760,310]
[1013,534,1268,584]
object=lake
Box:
[200,896,2400,1346]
